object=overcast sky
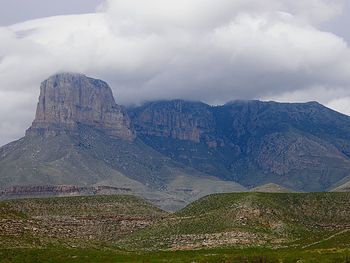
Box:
[0,0,103,25]
[1,0,350,146]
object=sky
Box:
[0,0,350,146]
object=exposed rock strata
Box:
[26,73,135,140]
[0,185,132,198]
[129,100,218,147]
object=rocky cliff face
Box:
[129,100,219,147]
[128,100,350,191]
[26,73,135,140]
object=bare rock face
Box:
[129,100,218,146]
[26,73,135,140]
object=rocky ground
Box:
[0,195,167,249]
[1,192,350,254]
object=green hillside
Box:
[120,192,350,250]
[0,195,167,249]
[1,193,350,262]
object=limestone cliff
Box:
[129,100,218,147]
[26,73,135,140]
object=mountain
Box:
[128,100,350,191]
[26,73,135,140]
[0,73,245,211]
[2,72,350,207]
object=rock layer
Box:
[26,73,135,140]
[129,100,218,147]
[0,185,132,198]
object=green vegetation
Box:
[120,192,350,250]
[0,195,167,250]
[1,193,350,262]
[3,195,166,218]
[0,203,27,219]
[1,247,350,263]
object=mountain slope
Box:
[331,178,350,192]
[0,74,245,211]
[128,100,350,191]
[0,124,246,210]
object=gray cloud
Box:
[320,1,350,43]
[0,0,350,146]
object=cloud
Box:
[0,0,350,145]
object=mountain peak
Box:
[26,73,135,140]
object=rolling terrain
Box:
[1,193,349,262]
[120,192,350,251]
[0,195,167,249]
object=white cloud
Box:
[0,0,350,146]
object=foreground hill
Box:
[120,192,350,250]
[0,195,167,249]
[1,193,349,262]
[129,100,350,191]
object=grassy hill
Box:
[120,192,350,251]
[1,193,350,262]
[0,195,167,249]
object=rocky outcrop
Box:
[26,73,135,140]
[128,100,218,146]
[0,185,132,198]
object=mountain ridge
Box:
[0,73,247,210]
[128,98,350,191]
[2,72,350,208]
